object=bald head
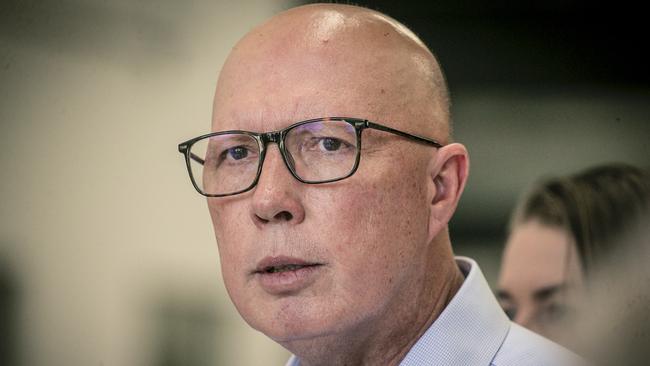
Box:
[213,3,451,141]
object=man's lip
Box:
[253,256,322,274]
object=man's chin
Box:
[245,308,341,346]
[235,291,354,344]
[256,318,333,344]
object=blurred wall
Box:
[1,1,292,365]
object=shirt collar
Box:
[399,256,510,365]
[286,257,510,366]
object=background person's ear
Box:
[426,143,470,241]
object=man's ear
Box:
[426,143,470,241]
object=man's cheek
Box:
[211,203,249,235]
[330,198,397,262]
[328,189,382,238]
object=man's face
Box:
[207,14,441,344]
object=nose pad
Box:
[282,149,297,175]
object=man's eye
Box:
[226,146,249,160]
[319,137,342,152]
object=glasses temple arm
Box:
[190,152,205,165]
[364,121,442,148]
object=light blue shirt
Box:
[286,257,583,366]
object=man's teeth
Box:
[266,264,307,273]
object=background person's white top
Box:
[287,257,584,366]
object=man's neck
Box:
[285,259,465,366]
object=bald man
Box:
[178,4,583,366]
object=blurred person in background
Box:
[572,214,650,366]
[497,163,650,347]
[178,3,583,365]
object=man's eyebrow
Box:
[532,283,567,301]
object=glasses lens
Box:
[285,119,358,182]
[188,133,260,196]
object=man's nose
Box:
[250,145,306,227]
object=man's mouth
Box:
[253,256,323,275]
[253,256,324,294]
[260,263,320,274]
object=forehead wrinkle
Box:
[214,105,307,133]
[215,86,357,132]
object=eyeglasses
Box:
[178,117,443,197]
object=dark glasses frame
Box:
[178,117,443,197]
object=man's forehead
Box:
[211,93,381,133]
[211,4,449,139]
[212,55,414,132]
